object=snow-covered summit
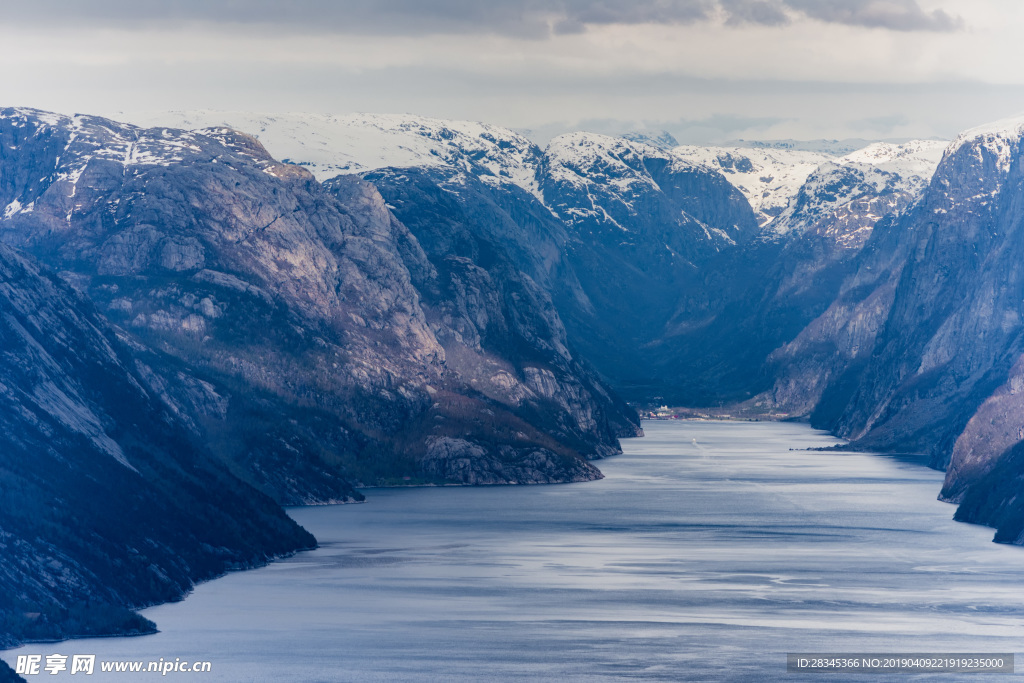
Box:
[948,114,1024,174]
[544,132,669,189]
[670,145,834,225]
[952,114,1024,146]
[620,130,679,150]
[126,110,545,195]
[764,139,950,243]
[540,131,756,247]
[541,132,667,233]
[2,107,207,169]
[0,107,233,222]
[119,109,954,241]
[670,139,948,229]
[836,139,947,180]
[769,162,907,244]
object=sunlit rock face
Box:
[0,107,636,500]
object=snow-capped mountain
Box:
[126,110,546,196]
[138,110,819,228]
[768,163,920,248]
[835,139,947,179]
[129,110,950,246]
[670,145,833,226]
[130,112,742,228]
[619,130,679,150]
[947,114,1024,174]
[670,139,948,231]
[541,131,753,247]
[359,126,759,397]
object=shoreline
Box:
[8,420,1021,681]
[0,417,1003,670]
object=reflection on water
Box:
[6,421,1024,681]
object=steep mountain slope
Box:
[755,141,946,325]
[331,170,640,460]
[0,660,20,683]
[825,120,1024,459]
[0,241,314,649]
[537,133,761,392]
[138,112,958,409]
[754,117,1024,543]
[353,136,756,401]
[0,107,635,495]
[633,140,945,406]
[141,112,762,399]
[745,152,943,415]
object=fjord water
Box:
[7,421,1024,681]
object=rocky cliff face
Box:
[748,156,936,415]
[341,126,761,401]
[0,241,313,649]
[538,132,761,393]
[630,142,941,407]
[808,122,1024,457]
[130,112,954,413]
[755,119,1024,543]
[342,168,639,456]
[0,107,633,498]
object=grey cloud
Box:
[721,0,790,27]
[722,0,963,31]
[784,0,963,31]
[0,1,557,38]
[4,0,962,35]
[0,0,714,36]
[553,0,714,33]
[667,113,790,143]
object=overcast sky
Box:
[5,0,1024,143]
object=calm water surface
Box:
[6,421,1024,681]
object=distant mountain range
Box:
[7,104,1024,654]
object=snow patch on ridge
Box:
[837,139,947,182]
[544,131,665,196]
[949,114,1024,175]
[110,108,956,243]
[670,145,834,226]
[124,110,547,202]
[672,140,948,233]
